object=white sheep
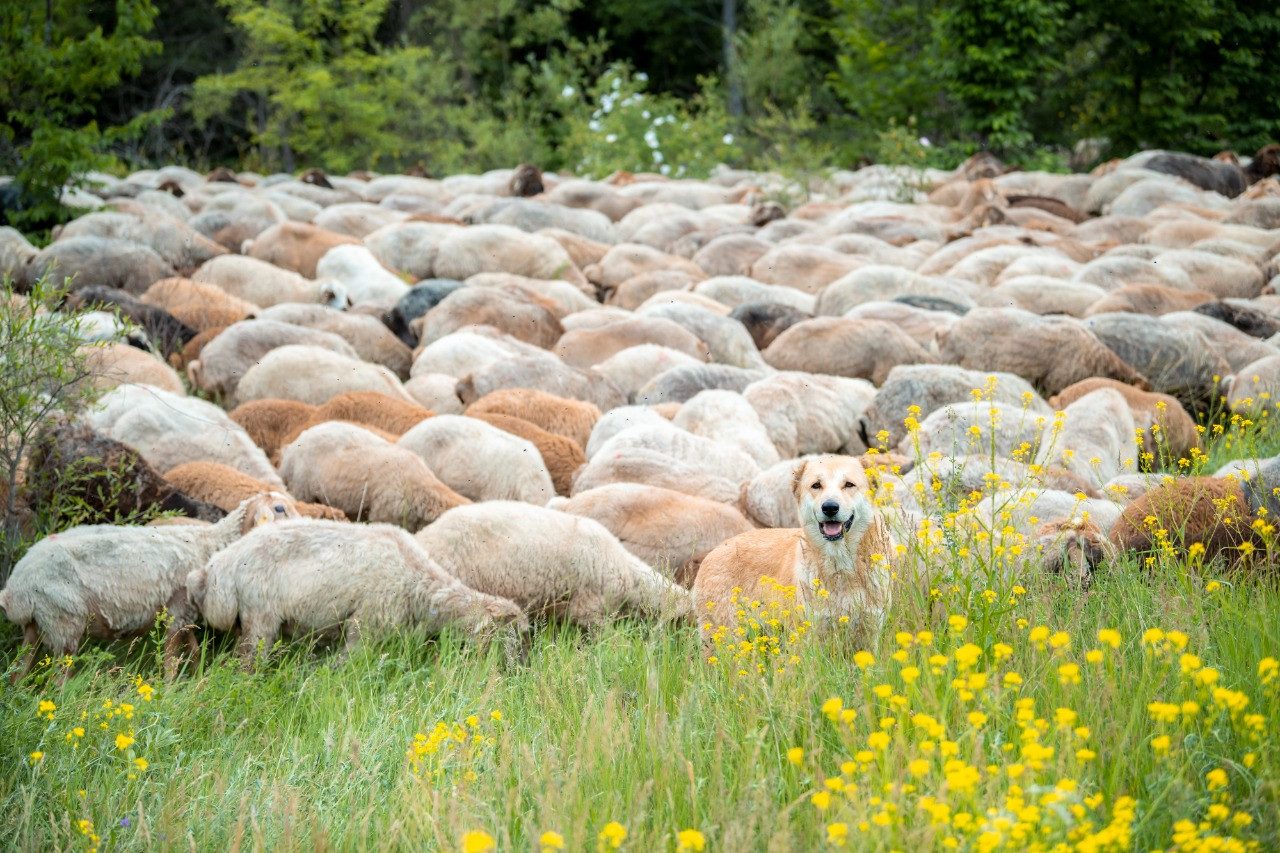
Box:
[192,254,349,308]
[233,344,415,407]
[396,415,556,504]
[87,384,285,488]
[416,501,692,627]
[314,244,410,305]
[0,492,298,681]
[187,519,528,665]
[671,389,782,469]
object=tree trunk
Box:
[723,0,744,118]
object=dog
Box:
[692,455,896,637]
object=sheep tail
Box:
[0,586,33,625]
[188,565,238,630]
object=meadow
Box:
[2,413,1278,853]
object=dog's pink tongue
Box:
[822,521,842,536]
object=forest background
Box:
[2,0,1279,229]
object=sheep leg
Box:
[331,618,361,667]
[10,623,43,685]
[237,617,280,670]
[162,593,199,680]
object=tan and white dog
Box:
[693,455,896,636]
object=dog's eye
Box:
[811,482,821,490]
[844,481,854,489]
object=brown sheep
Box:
[228,399,319,466]
[245,221,360,278]
[1049,378,1201,462]
[277,391,435,450]
[173,325,228,371]
[163,461,347,521]
[464,388,600,449]
[414,287,565,350]
[1082,284,1215,317]
[762,318,937,386]
[141,277,259,333]
[604,270,698,311]
[467,411,586,496]
[552,483,756,587]
[554,316,709,369]
[1109,473,1274,567]
[81,343,185,396]
[938,307,1150,397]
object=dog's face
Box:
[793,456,874,545]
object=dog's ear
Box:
[792,459,809,502]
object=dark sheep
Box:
[64,285,196,357]
[1194,301,1280,340]
[1144,152,1247,198]
[729,301,812,351]
[385,279,466,346]
[509,164,545,198]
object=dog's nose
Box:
[821,500,840,517]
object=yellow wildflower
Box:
[461,831,496,853]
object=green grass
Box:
[2,421,1279,852]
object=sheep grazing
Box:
[228,399,318,466]
[0,492,299,681]
[81,342,186,396]
[186,320,359,399]
[1108,461,1279,568]
[188,519,528,665]
[416,502,692,628]
[141,277,259,333]
[1049,377,1201,462]
[465,388,600,450]
[397,415,556,504]
[466,411,586,496]
[280,421,469,530]
[762,317,937,386]
[164,462,347,521]
[233,344,415,407]
[65,285,196,357]
[552,483,755,587]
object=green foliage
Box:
[0,277,104,580]
[560,66,740,178]
[936,0,1065,154]
[0,0,163,229]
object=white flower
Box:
[611,76,621,90]
[588,120,603,132]
[636,72,649,82]
[652,150,664,163]
[660,163,671,176]
[642,110,651,119]
[722,133,735,144]
[644,129,659,148]
[605,134,617,143]
[561,85,576,98]
[919,137,932,147]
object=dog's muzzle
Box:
[820,515,854,542]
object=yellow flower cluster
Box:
[406,711,501,786]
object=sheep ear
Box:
[792,459,809,502]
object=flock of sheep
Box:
[1,145,1279,677]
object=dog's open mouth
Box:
[820,520,845,541]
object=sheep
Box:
[411,325,547,379]
[592,344,706,401]
[141,277,259,333]
[457,355,626,412]
[1048,378,1201,462]
[188,519,528,665]
[814,265,978,317]
[244,221,361,278]
[555,316,708,369]
[841,301,960,352]
[432,224,587,287]
[603,270,696,311]
[300,390,434,437]
[406,373,465,414]
[639,301,768,370]
[465,411,586,496]
[416,502,692,628]
[312,202,409,239]
[1161,311,1279,373]
[691,235,774,277]
[1082,284,1215,317]
[279,422,468,530]
[1042,388,1141,486]
[362,220,461,279]
[749,244,864,294]
[27,236,176,295]
[386,279,467,345]
[0,492,298,681]
[590,421,762,486]
[87,385,285,488]
[256,303,412,378]
[570,447,742,505]
[671,389,781,469]
[81,343,185,396]
[397,415,556,504]
[22,418,226,526]
[636,363,768,405]
[466,272,597,315]
[743,372,878,458]
[414,286,565,349]
[939,307,1151,397]
[729,302,813,351]
[980,277,1108,317]
[233,344,415,407]
[762,317,936,385]
[65,285,195,357]
[551,483,755,586]
[584,243,706,289]
[163,462,345,521]
[1228,354,1280,415]
[314,244,410,306]
[192,255,349,309]
[1083,312,1230,411]
[464,388,600,449]
[540,227,612,271]
[55,209,226,272]
[186,320,359,399]
[228,399,318,466]
[1108,461,1279,567]
[903,400,1049,463]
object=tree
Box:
[0,0,162,230]
[0,278,103,581]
